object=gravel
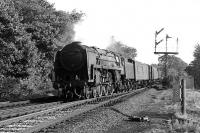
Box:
[51,89,173,133]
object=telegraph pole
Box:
[154,28,178,79]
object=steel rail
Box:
[0,102,61,120]
[0,101,30,109]
[0,88,147,133]
[0,96,58,109]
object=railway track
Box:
[0,101,31,109]
[0,96,58,110]
[0,102,62,121]
[0,88,147,133]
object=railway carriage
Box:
[151,66,159,80]
[134,61,150,87]
[51,41,160,100]
[123,58,135,90]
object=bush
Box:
[0,77,21,101]
[0,0,83,101]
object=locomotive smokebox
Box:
[59,42,86,72]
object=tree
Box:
[0,0,36,99]
[158,55,187,87]
[158,55,188,86]
[13,0,83,93]
[0,0,83,100]
[185,44,200,89]
[107,36,137,59]
[14,0,83,60]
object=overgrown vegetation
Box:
[0,0,83,101]
[158,55,188,87]
[171,89,200,132]
[158,55,188,78]
[186,44,200,89]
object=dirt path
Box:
[105,89,174,133]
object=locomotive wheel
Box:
[92,87,97,98]
[58,88,62,98]
[96,85,102,97]
[127,82,131,91]
[135,84,138,89]
[130,82,134,90]
[102,85,108,96]
[65,90,69,100]
[124,83,128,92]
[61,88,67,100]
[108,83,114,95]
[119,82,124,92]
[74,88,83,100]
[65,90,74,101]
[84,85,90,99]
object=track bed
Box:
[0,88,147,133]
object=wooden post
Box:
[181,79,186,115]
[172,79,181,103]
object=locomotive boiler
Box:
[51,41,161,100]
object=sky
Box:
[47,0,200,64]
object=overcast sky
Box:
[47,0,200,64]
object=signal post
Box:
[154,28,186,115]
[154,28,178,79]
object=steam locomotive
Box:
[51,41,161,100]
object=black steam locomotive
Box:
[51,41,161,100]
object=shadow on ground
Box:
[109,107,174,121]
[106,107,173,133]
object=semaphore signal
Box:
[154,28,179,77]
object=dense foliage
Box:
[158,55,188,77]
[0,0,83,101]
[107,37,137,59]
[158,55,188,87]
[185,44,200,89]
